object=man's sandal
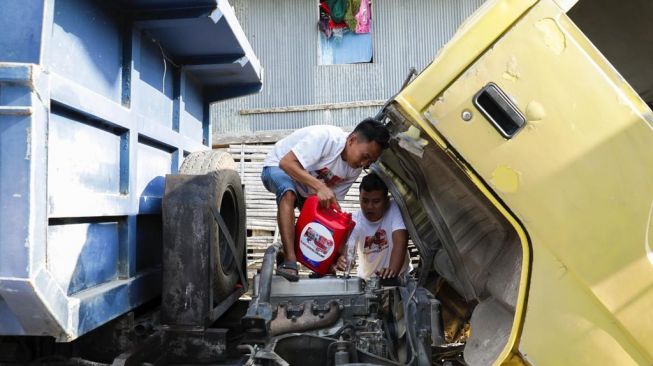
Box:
[276,262,299,282]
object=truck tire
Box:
[180,150,236,173]
[208,169,246,301]
[179,150,246,302]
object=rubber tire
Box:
[180,150,236,174]
[209,170,247,302]
[179,150,246,301]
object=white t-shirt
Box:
[263,125,361,200]
[348,201,412,280]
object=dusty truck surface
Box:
[0,0,261,362]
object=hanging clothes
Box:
[319,1,333,38]
[319,0,349,40]
[355,0,371,34]
[344,0,361,31]
[327,0,348,24]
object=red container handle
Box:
[329,203,341,212]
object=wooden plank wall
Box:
[227,144,419,279]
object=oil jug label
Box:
[299,222,335,261]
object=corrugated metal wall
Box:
[212,0,484,139]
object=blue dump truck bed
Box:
[0,0,261,341]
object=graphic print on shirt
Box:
[314,167,344,187]
[363,229,388,254]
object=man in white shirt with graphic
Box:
[261,119,390,281]
[336,173,412,280]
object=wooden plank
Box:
[239,143,245,177]
[228,145,274,153]
[231,153,269,160]
[239,101,385,115]
[213,130,292,146]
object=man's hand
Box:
[336,254,348,271]
[316,185,338,209]
[375,229,409,279]
[279,151,340,209]
[376,267,398,279]
[335,254,355,271]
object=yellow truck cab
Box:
[376,0,653,364]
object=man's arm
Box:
[377,229,408,279]
[279,151,337,208]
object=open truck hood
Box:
[374,0,653,364]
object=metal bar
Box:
[209,286,246,321]
[239,100,386,115]
[258,243,280,303]
[0,106,32,115]
[112,332,165,366]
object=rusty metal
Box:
[270,301,341,336]
[164,329,228,364]
[241,243,279,341]
[111,332,166,366]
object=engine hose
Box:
[258,242,280,303]
[333,322,356,339]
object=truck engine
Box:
[238,244,443,366]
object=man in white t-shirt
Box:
[336,173,412,280]
[261,119,390,281]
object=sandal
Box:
[276,262,299,282]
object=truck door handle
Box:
[473,83,526,138]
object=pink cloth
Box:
[355,0,370,34]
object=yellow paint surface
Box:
[534,18,566,54]
[503,56,521,81]
[491,166,521,193]
[525,100,546,122]
[393,0,653,364]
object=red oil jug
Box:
[295,195,356,275]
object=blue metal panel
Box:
[133,32,175,127]
[75,269,160,336]
[47,221,120,295]
[0,113,31,278]
[48,112,125,194]
[180,73,204,142]
[0,0,261,340]
[135,15,244,60]
[115,0,218,11]
[0,296,25,334]
[50,74,132,130]
[186,60,261,90]
[0,81,33,108]
[0,65,33,83]
[0,68,37,281]
[0,0,45,63]
[0,276,65,338]
[47,109,130,218]
[136,138,175,214]
[50,0,124,103]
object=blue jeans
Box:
[260,166,305,208]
